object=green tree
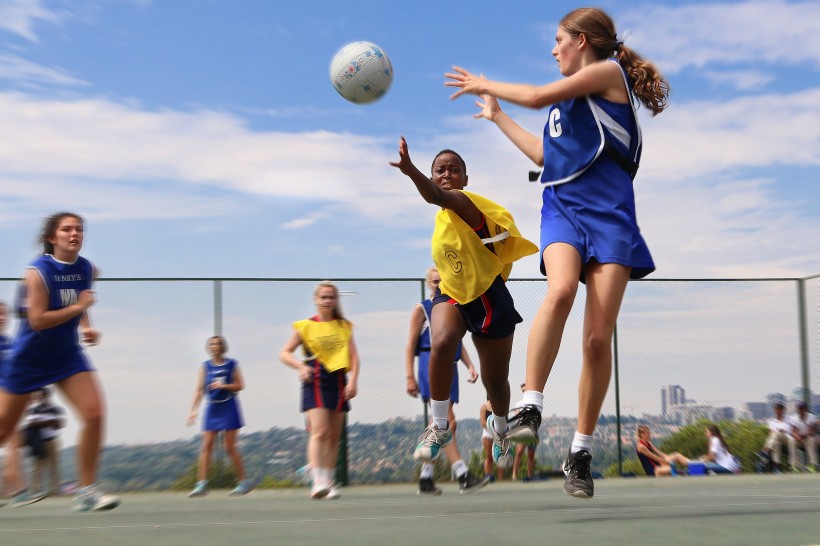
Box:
[604,458,647,478]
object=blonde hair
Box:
[560,7,670,116]
[424,266,440,295]
[636,424,650,439]
[313,280,347,322]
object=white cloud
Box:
[701,69,774,91]
[283,211,328,230]
[621,0,820,73]
[0,0,61,41]
[0,54,88,87]
[1,80,819,278]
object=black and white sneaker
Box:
[417,478,442,496]
[563,449,594,499]
[507,404,541,445]
[458,472,489,495]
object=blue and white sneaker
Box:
[188,480,208,498]
[229,479,253,496]
[413,423,452,462]
[72,485,121,512]
[486,414,513,469]
[9,489,47,508]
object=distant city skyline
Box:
[659,384,818,425]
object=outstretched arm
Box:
[445,62,625,109]
[472,94,543,166]
[637,442,669,466]
[389,136,482,227]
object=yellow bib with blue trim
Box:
[292,318,352,373]
[432,190,537,304]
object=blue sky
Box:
[1,0,818,280]
[0,0,818,447]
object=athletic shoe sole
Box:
[10,493,47,508]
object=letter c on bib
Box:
[549,108,562,138]
[445,250,462,274]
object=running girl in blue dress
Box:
[186,335,252,497]
[0,212,119,511]
[446,7,670,499]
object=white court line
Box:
[2,498,819,533]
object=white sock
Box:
[521,390,544,410]
[451,459,468,478]
[316,467,332,485]
[492,413,507,435]
[431,399,450,430]
[420,462,435,479]
[571,432,593,454]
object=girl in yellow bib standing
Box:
[279,281,360,499]
[390,137,537,478]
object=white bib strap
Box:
[481,231,509,245]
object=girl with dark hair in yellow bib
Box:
[390,137,537,479]
[279,281,360,500]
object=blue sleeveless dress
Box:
[5,255,95,394]
[202,358,244,431]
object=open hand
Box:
[444,66,485,100]
[388,136,413,175]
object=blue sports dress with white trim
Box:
[5,255,95,394]
[202,358,244,431]
[416,298,462,403]
[538,61,654,281]
[0,334,10,389]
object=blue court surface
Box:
[1,474,818,546]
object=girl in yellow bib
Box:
[279,281,360,499]
[390,137,537,475]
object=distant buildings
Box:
[661,384,688,419]
[660,384,735,425]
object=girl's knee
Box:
[545,283,577,310]
[583,331,611,359]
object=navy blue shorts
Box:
[301,359,350,413]
[432,276,521,339]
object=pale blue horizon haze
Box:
[0,0,818,448]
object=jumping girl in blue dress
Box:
[446,7,670,499]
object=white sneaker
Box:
[310,481,330,499]
[325,485,341,500]
[72,485,121,512]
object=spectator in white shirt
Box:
[22,387,65,495]
[787,401,817,472]
[763,401,790,471]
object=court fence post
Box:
[613,322,623,476]
[420,278,429,427]
[797,278,811,405]
[336,414,349,486]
